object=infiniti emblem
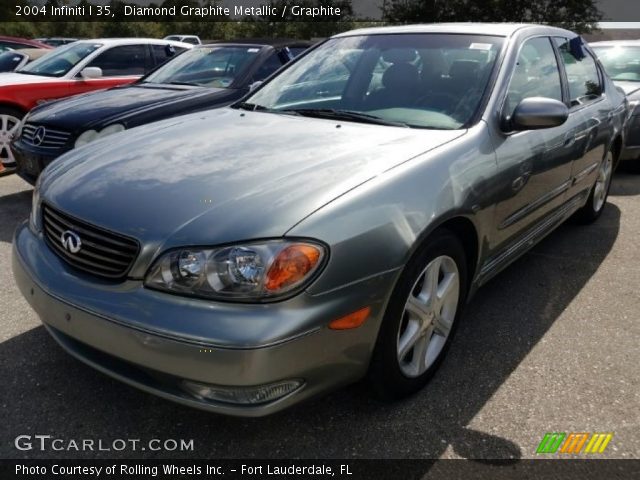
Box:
[32,126,46,146]
[60,230,82,254]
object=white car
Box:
[164,35,201,45]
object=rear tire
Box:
[368,229,468,400]
[573,150,614,224]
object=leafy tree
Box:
[242,0,354,39]
[383,0,602,33]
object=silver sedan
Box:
[13,24,626,416]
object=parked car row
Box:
[10,39,313,183]
[0,38,192,174]
[0,38,312,177]
[3,24,635,416]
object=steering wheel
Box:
[416,92,461,114]
[48,58,74,76]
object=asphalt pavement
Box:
[0,171,638,460]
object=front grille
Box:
[21,123,72,149]
[42,204,139,279]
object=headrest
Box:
[382,63,420,90]
[382,48,418,64]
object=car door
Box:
[72,44,150,95]
[554,37,610,199]
[491,36,582,249]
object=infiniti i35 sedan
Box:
[13,24,626,416]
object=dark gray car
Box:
[13,24,626,416]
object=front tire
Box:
[573,150,614,224]
[0,106,24,176]
[368,229,468,400]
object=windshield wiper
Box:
[234,101,269,111]
[166,81,199,86]
[278,108,409,127]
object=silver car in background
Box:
[591,40,640,169]
[13,24,626,416]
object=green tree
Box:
[243,0,355,39]
[383,0,602,33]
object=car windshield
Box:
[592,45,640,82]
[242,33,504,129]
[142,45,261,88]
[18,42,101,77]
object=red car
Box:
[0,36,53,52]
[0,38,191,175]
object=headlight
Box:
[15,113,29,139]
[75,123,125,148]
[29,179,41,233]
[145,240,327,301]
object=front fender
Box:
[288,122,498,296]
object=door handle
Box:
[563,133,576,148]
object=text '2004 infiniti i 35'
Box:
[13,24,626,416]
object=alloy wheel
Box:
[593,152,613,213]
[0,113,21,171]
[396,255,460,378]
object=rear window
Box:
[0,51,25,72]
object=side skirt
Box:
[475,191,588,288]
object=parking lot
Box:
[0,171,638,460]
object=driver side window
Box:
[504,37,563,120]
[251,53,284,83]
[87,45,148,76]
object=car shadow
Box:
[610,171,640,196]
[0,189,31,244]
[0,202,621,462]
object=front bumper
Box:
[12,221,396,416]
[11,139,69,185]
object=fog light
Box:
[181,380,303,405]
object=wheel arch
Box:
[0,101,27,116]
[408,214,481,291]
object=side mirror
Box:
[80,66,102,80]
[509,97,569,131]
[249,80,263,91]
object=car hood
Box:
[29,84,228,130]
[42,108,465,268]
[613,80,640,97]
[0,71,60,86]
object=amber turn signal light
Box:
[265,244,322,292]
[329,307,371,330]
